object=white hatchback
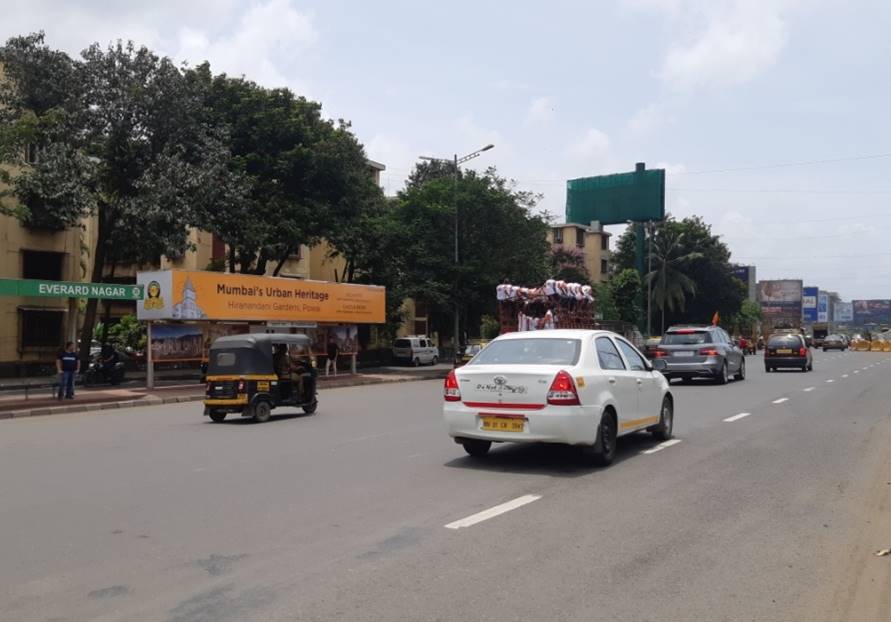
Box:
[443,329,674,465]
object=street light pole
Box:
[419,144,495,363]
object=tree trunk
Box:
[78,207,110,363]
[271,246,292,277]
[99,262,117,344]
[253,248,269,275]
[228,246,236,274]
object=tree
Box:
[611,268,644,326]
[595,282,619,322]
[392,166,550,343]
[648,222,702,333]
[731,299,762,337]
[0,34,230,361]
[189,68,381,276]
[611,224,638,275]
[549,245,591,284]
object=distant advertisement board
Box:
[834,302,854,323]
[853,299,891,325]
[817,293,829,323]
[731,266,750,283]
[151,323,203,362]
[802,286,818,322]
[758,280,803,316]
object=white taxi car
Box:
[443,330,673,465]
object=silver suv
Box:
[653,325,745,384]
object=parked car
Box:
[764,333,813,372]
[442,330,674,465]
[393,336,440,366]
[822,334,847,351]
[652,325,746,384]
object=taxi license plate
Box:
[481,416,525,432]
[777,348,793,354]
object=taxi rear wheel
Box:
[252,400,272,423]
[591,411,617,467]
[462,439,491,457]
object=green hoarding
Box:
[566,165,665,226]
[0,278,143,300]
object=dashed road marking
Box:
[842,374,849,378]
[445,494,542,529]
[723,412,752,423]
[803,387,815,392]
[641,439,683,455]
[854,370,860,374]
[773,397,790,404]
[826,379,835,383]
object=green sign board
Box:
[0,278,143,300]
[566,165,665,226]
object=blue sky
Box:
[3,0,890,299]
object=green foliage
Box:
[94,315,146,352]
[611,268,644,326]
[648,224,702,328]
[731,299,762,335]
[612,225,638,275]
[480,315,501,340]
[595,282,619,321]
[549,245,591,285]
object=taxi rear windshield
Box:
[469,338,580,366]
[663,331,710,345]
[768,336,801,347]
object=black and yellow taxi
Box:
[204,333,318,423]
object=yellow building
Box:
[546,221,611,283]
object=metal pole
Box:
[646,222,653,336]
[453,153,460,363]
[146,321,154,390]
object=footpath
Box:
[0,364,451,419]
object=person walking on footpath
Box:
[57,341,80,400]
[326,334,339,376]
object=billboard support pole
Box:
[634,222,647,333]
[146,321,154,390]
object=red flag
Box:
[712,311,720,326]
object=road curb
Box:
[1,372,447,420]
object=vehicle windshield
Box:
[469,338,581,366]
[662,331,710,345]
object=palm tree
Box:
[647,225,702,333]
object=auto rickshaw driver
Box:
[289,343,313,401]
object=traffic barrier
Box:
[871,340,885,352]
[883,341,891,353]
[853,339,871,351]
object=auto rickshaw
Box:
[204,333,318,423]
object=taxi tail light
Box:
[699,348,720,356]
[547,370,580,406]
[444,370,461,402]
[799,347,807,357]
[237,380,246,392]
[652,349,667,358]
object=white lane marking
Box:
[723,412,752,423]
[445,494,542,529]
[863,366,870,370]
[842,374,849,378]
[854,370,860,374]
[772,397,790,404]
[641,439,683,455]
[826,379,835,383]
[803,387,815,392]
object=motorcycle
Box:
[82,355,126,386]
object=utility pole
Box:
[419,144,495,364]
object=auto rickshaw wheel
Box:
[209,410,226,423]
[252,400,272,423]
[302,400,318,415]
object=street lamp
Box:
[418,144,495,362]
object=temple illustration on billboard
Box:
[172,276,207,319]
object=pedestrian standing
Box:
[57,341,80,400]
[326,335,339,377]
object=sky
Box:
[2,0,890,299]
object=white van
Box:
[393,336,439,366]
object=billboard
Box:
[565,165,665,225]
[817,292,830,323]
[731,265,757,302]
[137,270,386,324]
[834,302,854,323]
[150,323,203,362]
[853,300,891,325]
[802,286,818,323]
[758,280,803,317]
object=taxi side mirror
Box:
[651,358,667,373]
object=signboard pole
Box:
[351,353,357,375]
[146,321,154,390]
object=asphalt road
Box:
[1,350,890,622]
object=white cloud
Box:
[365,134,416,196]
[628,103,661,134]
[174,0,317,88]
[567,128,611,161]
[524,96,556,126]
[659,1,791,89]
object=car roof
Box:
[493,329,619,341]
[209,333,312,349]
[665,325,713,331]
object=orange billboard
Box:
[137,270,385,324]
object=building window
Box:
[22,250,64,281]
[553,228,563,244]
[20,310,64,348]
[601,259,608,274]
[601,236,608,251]
[576,228,586,248]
